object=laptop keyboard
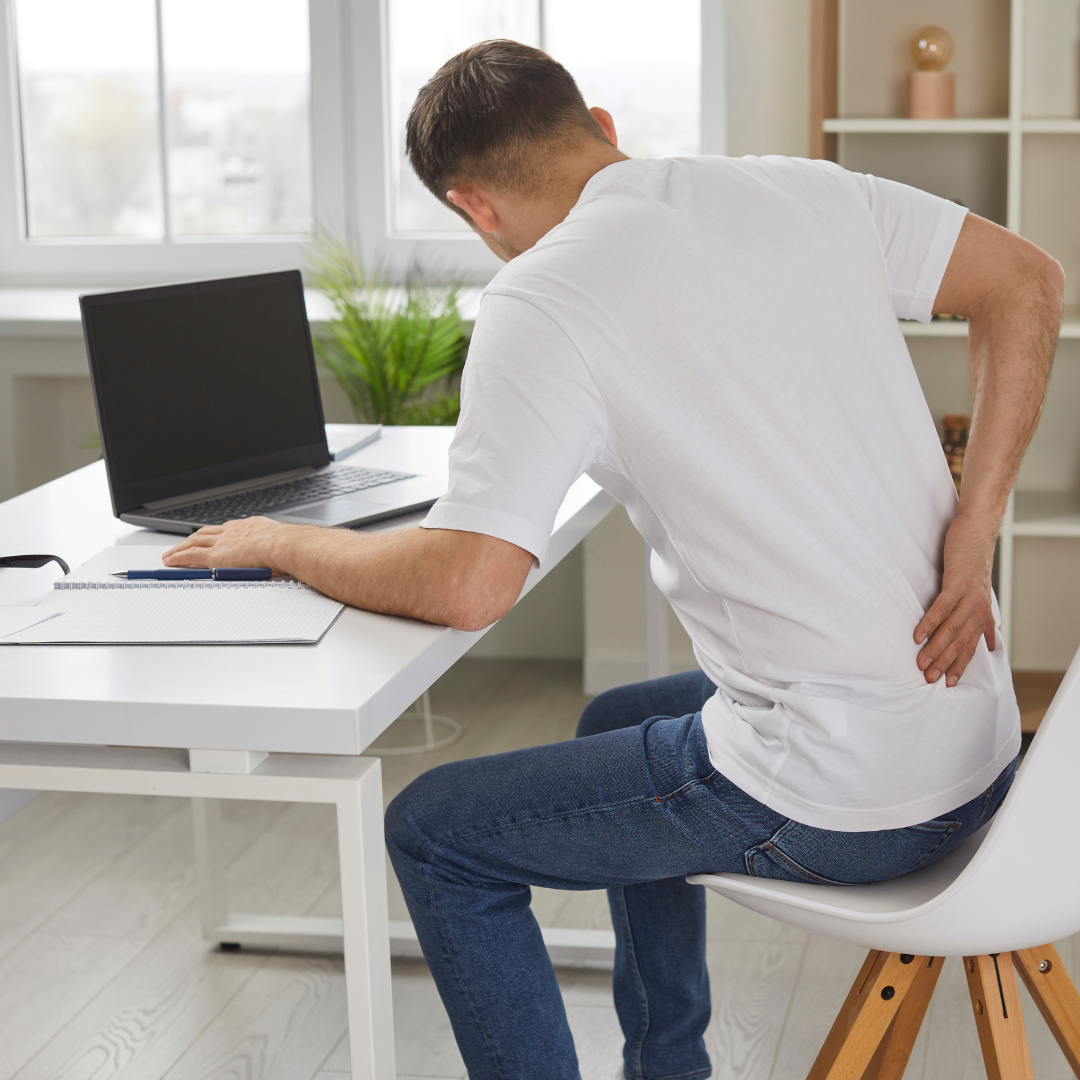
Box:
[143,466,416,525]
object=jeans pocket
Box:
[744,815,963,886]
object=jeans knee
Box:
[385,772,442,866]
[577,686,628,738]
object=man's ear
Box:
[590,107,618,149]
[446,187,499,234]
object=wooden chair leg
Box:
[806,951,928,1080]
[860,955,944,1080]
[964,953,1035,1080]
[1014,944,1080,1077]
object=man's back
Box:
[431,154,1021,829]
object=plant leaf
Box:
[308,236,467,425]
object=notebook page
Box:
[5,583,343,644]
[0,607,64,639]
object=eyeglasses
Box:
[0,554,70,575]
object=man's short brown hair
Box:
[406,40,606,213]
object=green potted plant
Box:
[309,240,467,425]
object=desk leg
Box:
[191,797,230,942]
[337,759,395,1080]
[0,746,398,1078]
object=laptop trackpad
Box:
[277,497,391,524]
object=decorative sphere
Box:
[910,26,954,71]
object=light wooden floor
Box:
[0,657,1075,1080]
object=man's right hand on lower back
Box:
[914,511,997,687]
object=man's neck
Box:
[558,144,630,207]
[499,145,629,258]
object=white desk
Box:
[0,426,616,1080]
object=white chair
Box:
[688,647,1080,1080]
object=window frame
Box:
[0,0,726,288]
[0,0,351,286]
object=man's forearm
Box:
[269,525,451,621]
[913,217,1063,685]
[163,518,535,632]
[958,269,1062,534]
[269,524,526,629]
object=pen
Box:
[111,568,273,581]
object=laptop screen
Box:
[82,271,330,515]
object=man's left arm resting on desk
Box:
[163,520,535,632]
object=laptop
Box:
[81,271,446,535]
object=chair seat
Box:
[686,823,1060,956]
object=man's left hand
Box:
[162,517,295,571]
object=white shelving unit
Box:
[811,0,1080,656]
[825,118,1011,133]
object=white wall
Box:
[725,0,810,158]
[584,506,699,693]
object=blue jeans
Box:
[385,669,1016,1080]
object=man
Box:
[165,39,1063,1080]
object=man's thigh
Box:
[576,670,717,738]
[385,710,780,891]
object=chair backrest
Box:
[935,645,1080,947]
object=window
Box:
[0,0,345,284]
[387,0,702,235]
[13,0,312,241]
[0,0,722,286]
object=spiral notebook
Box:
[0,546,344,645]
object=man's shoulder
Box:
[478,155,868,309]
[591,153,857,190]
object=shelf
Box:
[1023,120,1080,134]
[824,118,1011,135]
[825,119,1080,136]
[1011,492,1080,537]
[900,309,1080,340]
[900,319,969,338]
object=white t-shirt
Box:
[423,155,1021,832]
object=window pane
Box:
[388,0,539,234]
[14,0,163,238]
[545,0,700,159]
[161,0,312,236]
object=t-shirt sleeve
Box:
[421,292,608,566]
[848,171,969,323]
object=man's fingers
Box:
[920,606,991,684]
[163,538,216,558]
[916,589,991,678]
[944,630,983,687]
[914,584,966,645]
[163,526,224,555]
[163,552,210,566]
[916,594,977,671]
[925,616,977,683]
[162,528,228,565]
